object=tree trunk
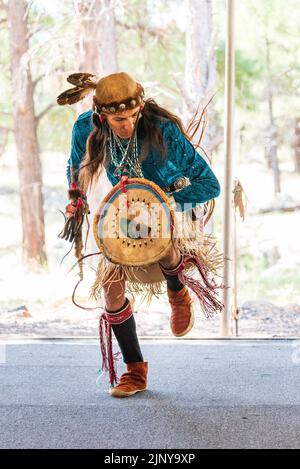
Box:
[265,36,281,195]
[182,0,217,235]
[0,128,10,157]
[183,0,217,152]
[267,118,281,195]
[294,118,300,173]
[7,0,47,267]
[75,0,118,113]
[76,0,118,74]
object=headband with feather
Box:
[57,71,144,113]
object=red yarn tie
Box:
[98,300,133,387]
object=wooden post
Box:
[221,0,235,336]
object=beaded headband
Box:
[57,72,144,114]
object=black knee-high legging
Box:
[162,273,184,292]
[159,258,184,292]
[108,258,184,363]
[108,299,144,364]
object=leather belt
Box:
[163,176,191,194]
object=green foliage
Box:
[238,263,300,304]
[37,107,76,152]
[235,0,300,120]
[2,0,299,159]
[216,42,262,110]
[117,0,185,107]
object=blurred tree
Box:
[294,118,300,173]
[75,0,118,75]
[264,30,281,194]
[0,1,12,157]
[7,0,47,267]
[264,33,281,194]
[75,0,119,114]
[116,0,185,108]
[182,0,217,154]
[216,44,262,111]
[0,124,12,157]
[237,0,300,191]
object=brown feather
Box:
[233,180,246,220]
[57,86,93,105]
[67,73,96,88]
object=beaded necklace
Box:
[108,128,144,179]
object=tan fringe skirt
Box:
[89,202,223,304]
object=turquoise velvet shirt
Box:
[67,110,220,211]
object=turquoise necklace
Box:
[108,128,144,179]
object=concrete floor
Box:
[0,339,299,449]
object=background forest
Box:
[0,0,299,337]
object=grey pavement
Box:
[0,339,300,449]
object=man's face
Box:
[105,106,141,139]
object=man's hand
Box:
[65,202,77,217]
